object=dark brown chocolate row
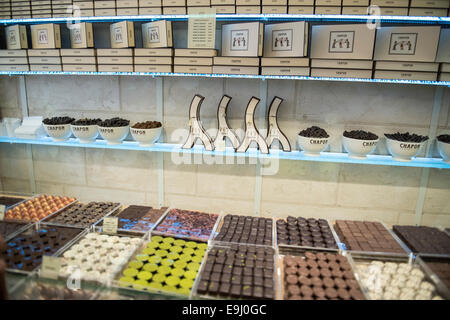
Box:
[393,225,450,255]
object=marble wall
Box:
[0,75,449,227]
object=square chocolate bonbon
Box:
[196,245,276,299]
[214,215,273,246]
[283,252,365,300]
[276,216,338,249]
[334,220,405,254]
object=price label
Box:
[103,217,118,234]
[0,205,5,220]
[41,256,61,279]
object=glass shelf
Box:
[1,136,449,169]
[0,71,449,87]
[1,14,450,25]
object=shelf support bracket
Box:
[414,86,443,226]
[156,77,164,209]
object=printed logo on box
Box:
[328,31,354,53]
[113,27,124,44]
[272,29,293,52]
[72,28,82,44]
[148,26,160,43]
[231,29,249,51]
[8,30,17,45]
[389,33,417,55]
[38,29,49,44]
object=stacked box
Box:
[139,0,162,14]
[0,50,29,71]
[174,48,216,73]
[373,26,441,81]
[135,48,173,72]
[28,49,62,71]
[61,48,97,71]
[261,21,310,76]
[288,0,314,14]
[162,0,186,14]
[31,0,52,18]
[0,0,11,19]
[236,0,261,13]
[211,0,235,13]
[93,0,115,16]
[116,0,138,15]
[310,24,375,79]
[73,0,94,16]
[342,0,369,15]
[52,0,73,17]
[370,0,409,16]
[409,0,449,17]
[213,22,262,75]
[262,0,287,13]
[315,0,341,14]
[97,48,133,71]
[436,29,450,81]
[11,0,31,18]
[187,0,210,10]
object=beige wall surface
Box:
[0,75,449,228]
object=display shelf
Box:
[0,71,449,87]
[1,14,450,25]
[1,136,449,169]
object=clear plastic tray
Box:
[414,255,450,300]
[113,206,171,236]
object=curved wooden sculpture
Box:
[266,96,291,152]
[237,96,269,154]
[214,95,240,151]
[182,94,214,151]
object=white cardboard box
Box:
[410,0,450,8]
[236,0,260,4]
[375,61,439,72]
[221,22,263,57]
[6,25,28,50]
[260,57,309,66]
[374,70,438,81]
[373,26,441,62]
[30,65,62,71]
[236,6,260,13]
[117,8,139,15]
[174,57,213,65]
[63,64,97,72]
[289,0,314,4]
[29,56,61,64]
[135,65,173,72]
[342,7,368,15]
[439,73,450,81]
[261,6,287,13]
[213,65,259,74]
[70,23,94,49]
[342,0,369,5]
[27,49,61,57]
[174,65,212,73]
[110,21,135,48]
[212,5,236,13]
[0,57,28,64]
[97,56,134,64]
[139,8,163,14]
[134,56,173,64]
[375,7,408,15]
[142,20,172,48]
[370,0,408,6]
[311,68,372,78]
[98,65,134,72]
[261,66,310,76]
[316,0,341,5]
[162,6,186,14]
[263,22,308,58]
[60,49,96,56]
[436,29,450,63]
[213,56,260,66]
[311,59,373,69]
[0,50,27,57]
[134,48,173,56]
[441,63,450,72]
[61,56,96,64]
[31,23,61,49]
[97,49,134,56]
[310,24,376,60]
[0,65,30,71]
[288,6,314,14]
[175,48,218,57]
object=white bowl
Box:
[437,140,450,163]
[98,126,129,145]
[130,126,162,146]
[342,135,379,159]
[43,123,72,141]
[71,124,99,143]
[298,135,329,156]
[385,137,426,161]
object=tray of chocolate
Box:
[0,221,34,242]
[57,231,144,285]
[279,251,367,300]
[414,256,450,300]
[40,201,121,229]
[351,253,447,300]
[392,225,450,257]
[152,208,220,242]
[114,235,208,299]
[3,225,85,274]
[211,214,274,248]
[333,220,410,258]
[193,244,277,300]
[3,194,77,223]
[114,206,170,235]
[276,216,340,255]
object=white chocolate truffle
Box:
[411,268,425,279]
[432,296,443,300]
[399,289,415,300]
[420,281,434,292]
[415,290,432,300]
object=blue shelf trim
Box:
[1,136,449,169]
[1,14,450,25]
[0,71,449,86]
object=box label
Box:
[329,31,354,53]
[148,26,160,43]
[272,29,293,52]
[72,28,82,44]
[188,8,216,49]
[8,30,17,46]
[38,29,49,44]
[231,29,249,51]
[389,33,417,55]
[103,217,118,234]
[113,26,124,44]
[41,256,61,279]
